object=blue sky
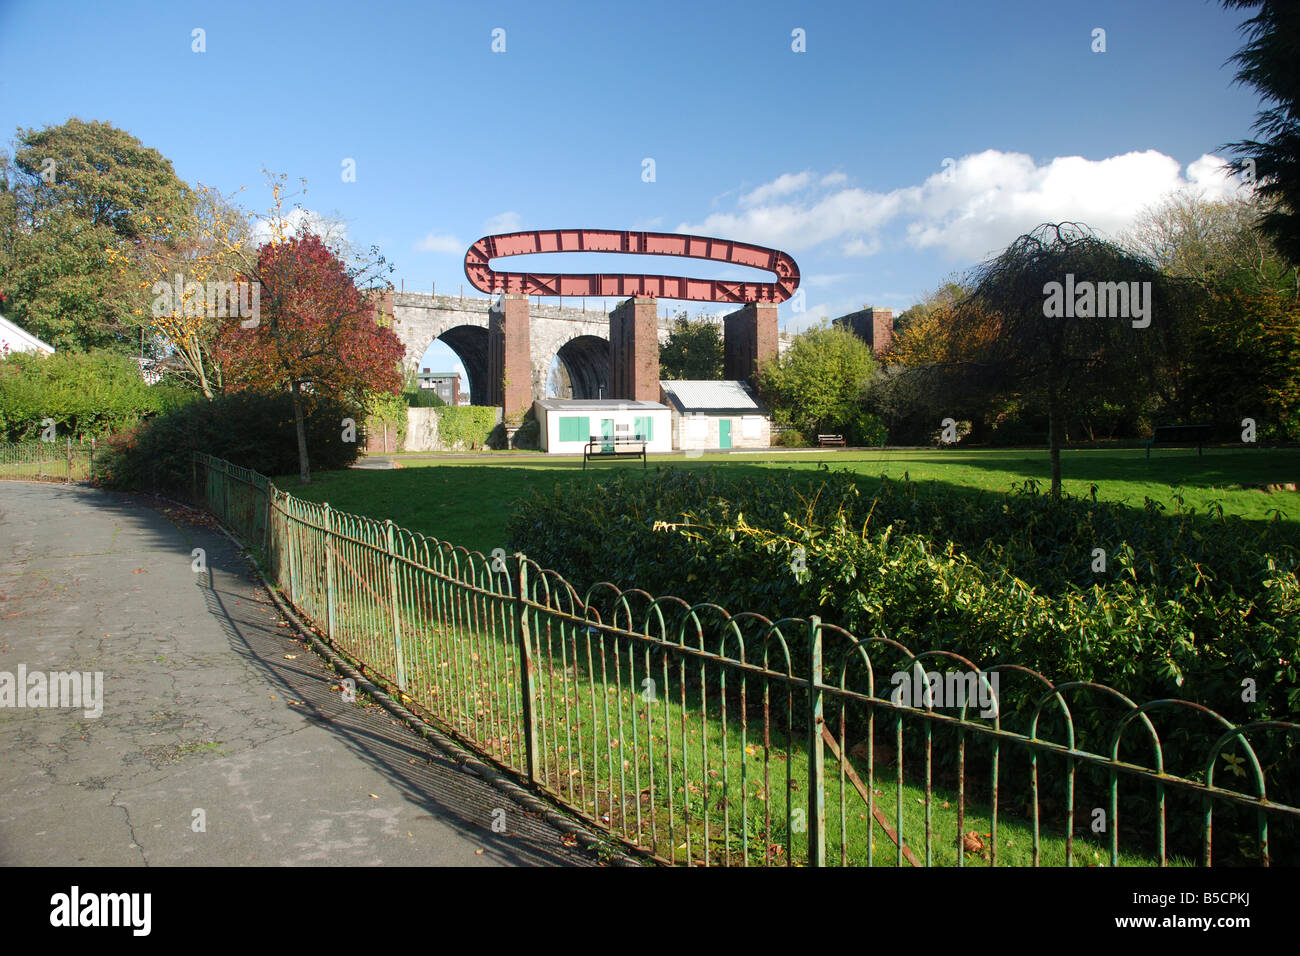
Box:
[0,0,1263,385]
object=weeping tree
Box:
[949,222,1199,497]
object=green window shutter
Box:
[634,416,653,441]
[558,416,590,442]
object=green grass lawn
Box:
[280,446,1300,556]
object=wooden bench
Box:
[1146,424,1211,458]
[817,434,847,448]
[583,436,647,470]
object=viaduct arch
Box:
[385,291,675,409]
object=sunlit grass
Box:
[282,447,1300,555]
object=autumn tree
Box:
[892,280,969,340]
[870,295,1002,445]
[214,233,404,483]
[108,183,251,396]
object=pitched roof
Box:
[659,380,766,415]
[0,314,55,354]
[535,398,666,411]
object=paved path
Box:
[0,482,594,866]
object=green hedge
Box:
[95,390,363,492]
[506,468,1300,725]
[0,349,195,441]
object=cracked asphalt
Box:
[0,481,595,866]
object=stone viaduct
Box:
[378,290,892,420]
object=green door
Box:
[718,419,732,449]
[601,418,614,452]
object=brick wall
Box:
[609,296,660,401]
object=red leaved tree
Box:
[214,233,404,482]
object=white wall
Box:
[672,412,770,450]
[538,404,672,454]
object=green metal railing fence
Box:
[0,439,96,482]
[195,451,1299,866]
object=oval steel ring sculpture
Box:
[464,229,800,304]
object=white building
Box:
[533,398,673,454]
[659,380,771,450]
[0,314,54,356]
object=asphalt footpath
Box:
[0,481,597,866]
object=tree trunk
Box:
[1047,395,1063,498]
[290,380,311,484]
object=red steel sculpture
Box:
[463,229,800,304]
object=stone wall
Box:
[403,406,503,452]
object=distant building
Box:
[0,314,54,356]
[417,369,460,406]
[134,357,164,385]
[659,380,770,450]
[533,398,672,454]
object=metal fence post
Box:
[324,503,336,641]
[286,495,300,606]
[384,519,407,690]
[808,615,826,867]
[262,485,272,568]
[66,437,72,482]
[514,556,540,783]
[192,454,198,503]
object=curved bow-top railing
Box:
[192,453,1300,867]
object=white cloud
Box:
[679,152,1250,263]
[842,236,881,257]
[249,208,347,248]
[1185,154,1249,200]
[415,232,463,254]
[679,187,907,251]
[483,211,522,234]
[805,272,854,288]
[902,149,1234,261]
[741,171,813,207]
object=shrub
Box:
[436,405,497,450]
[506,468,1300,725]
[95,390,363,492]
[403,386,446,408]
[0,349,196,441]
[366,390,408,448]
